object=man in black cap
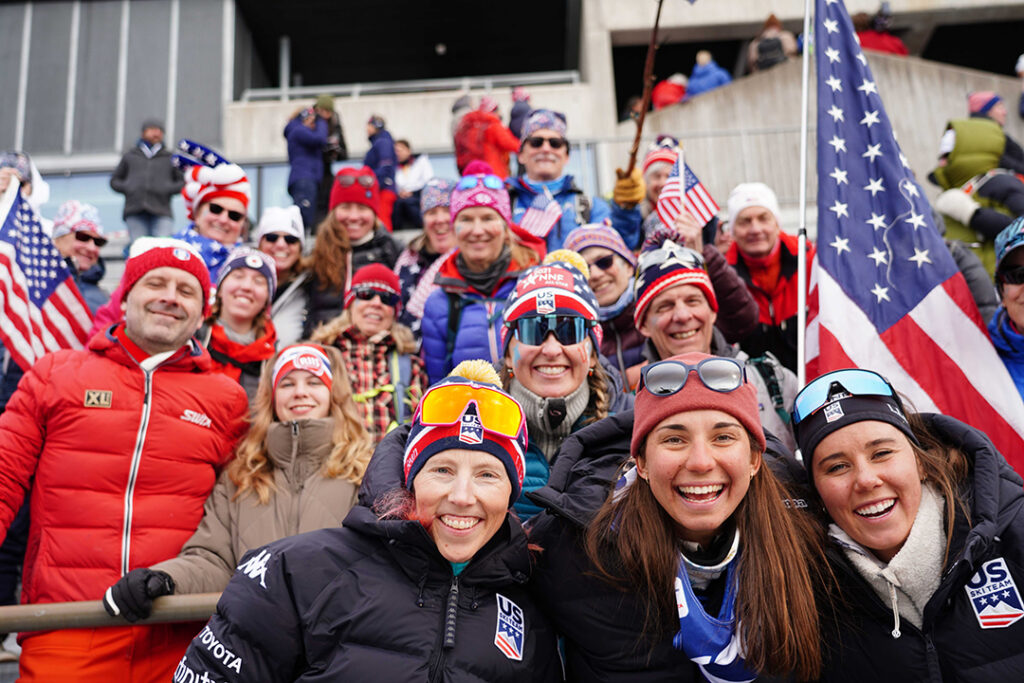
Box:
[110,119,185,242]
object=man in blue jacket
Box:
[363,114,397,230]
[284,104,329,228]
[507,109,644,251]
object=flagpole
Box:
[796,0,813,388]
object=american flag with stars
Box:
[0,182,92,372]
[806,0,1024,468]
[656,153,720,227]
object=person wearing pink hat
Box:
[50,200,110,312]
[931,90,1024,273]
[312,263,427,444]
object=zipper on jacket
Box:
[427,575,459,683]
[924,633,942,682]
[120,368,154,576]
[289,421,302,536]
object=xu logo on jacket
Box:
[494,594,524,661]
[965,558,1024,629]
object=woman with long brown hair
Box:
[103,343,374,616]
[528,352,826,681]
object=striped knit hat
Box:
[633,229,717,328]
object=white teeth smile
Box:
[670,330,698,340]
[856,499,895,517]
[535,366,567,376]
[677,484,724,501]
[440,515,480,530]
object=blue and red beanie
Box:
[633,228,717,328]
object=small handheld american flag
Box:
[655,150,720,228]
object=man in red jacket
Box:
[0,239,249,682]
[724,182,815,373]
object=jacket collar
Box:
[95,323,211,372]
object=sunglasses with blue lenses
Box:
[639,357,746,397]
[456,174,504,192]
[510,315,592,346]
[791,369,899,425]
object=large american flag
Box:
[806,0,1024,468]
[656,153,720,227]
[0,182,92,372]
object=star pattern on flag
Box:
[2,203,70,303]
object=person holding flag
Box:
[805,0,1024,473]
[640,135,722,245]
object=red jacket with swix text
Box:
[0,326,248,607]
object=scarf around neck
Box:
[456,245,512,295]
[598,285,634,322]
[509,377,590,462]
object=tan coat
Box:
[152,418,359,594]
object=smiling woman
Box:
[175,360,562,682]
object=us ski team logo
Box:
[536,290,556,315]
[494,594,524,661]
[965,558,1024,629]
[459,406,483,445]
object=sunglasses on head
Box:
[336,173,375,188]
[587,254,617,272]
[354,287,400,307]
[636,240,707,274]
[208,202,246,222]
[510,314,593,347]
[524,136,568,150]
[419,382,525,440]
[74,231,108,248]
[638,357,747,396]
[791,368,902,425]
[262,233,301,245]
[456,174,504,192]
[997,265,1024,286]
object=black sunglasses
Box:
[998,265,1024,286]
[208,202,246,222]
[587,254,617,271]
[262,233,301,245]
[354,288,400,307]
[337,173,375,188]
[74,231,108,248]
[524,136,568,150]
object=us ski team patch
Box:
[494,593,524,661]
[965,558,1024,629]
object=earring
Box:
[507,367,514,378]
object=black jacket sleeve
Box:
[1000,134,1024,175]
[704,245,759,343]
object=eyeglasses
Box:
[353,288,400,307]
[636,240,706,275]
[262,233,301,246]
[587,254,617,272]
[456,174,504,191]
[524,136,568,150]
[510,315,593,347]
[638,358,747,397]
[74,231,108,248]
[419,383,525,440]
[997,265,1024,286]
[336,173,376,188]
[208,202,246,222]
[791,369,901,425]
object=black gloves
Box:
[103,569,175,623]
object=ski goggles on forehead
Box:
[792,369,900,425]
[418,383,525,440]
[456,174,504,192]
[510,314,593,346]
[639,357,746,397]
[636,241,707,274]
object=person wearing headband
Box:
[312,264,428,444]
[178,360,562,681]
[792,368,1024,681]
[105,343,373,617]
[529,351,825,681]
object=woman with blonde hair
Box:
[103,343,374,617]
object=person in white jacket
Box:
[392,139,434,230]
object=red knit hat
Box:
[181,163,251,220]
[120,240,213,316]
[630,352,765,460]
[343,263,401,312]
[329,166,381,219]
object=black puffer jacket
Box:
[525,411,803,682]
[818,414,1024,683]
[179,426,562,682]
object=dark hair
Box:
[585,432,827,680]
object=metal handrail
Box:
[239,70,581,102]
[0,594,220,633]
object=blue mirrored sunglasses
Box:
[511,315,592,346]
[639,357,746,396]
[792,369,898,425]
[456,174,504,192]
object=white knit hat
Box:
[252,205,305,246]
[726,182,782,229]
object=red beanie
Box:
[329,166,381,219]
[631,352,765,460]
[343,263,401,311]
[120,242,213,316]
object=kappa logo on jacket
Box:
[965,557,1024,629]
[179,409,212,429]
[237,549,271,589]
[494,594,525,661]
